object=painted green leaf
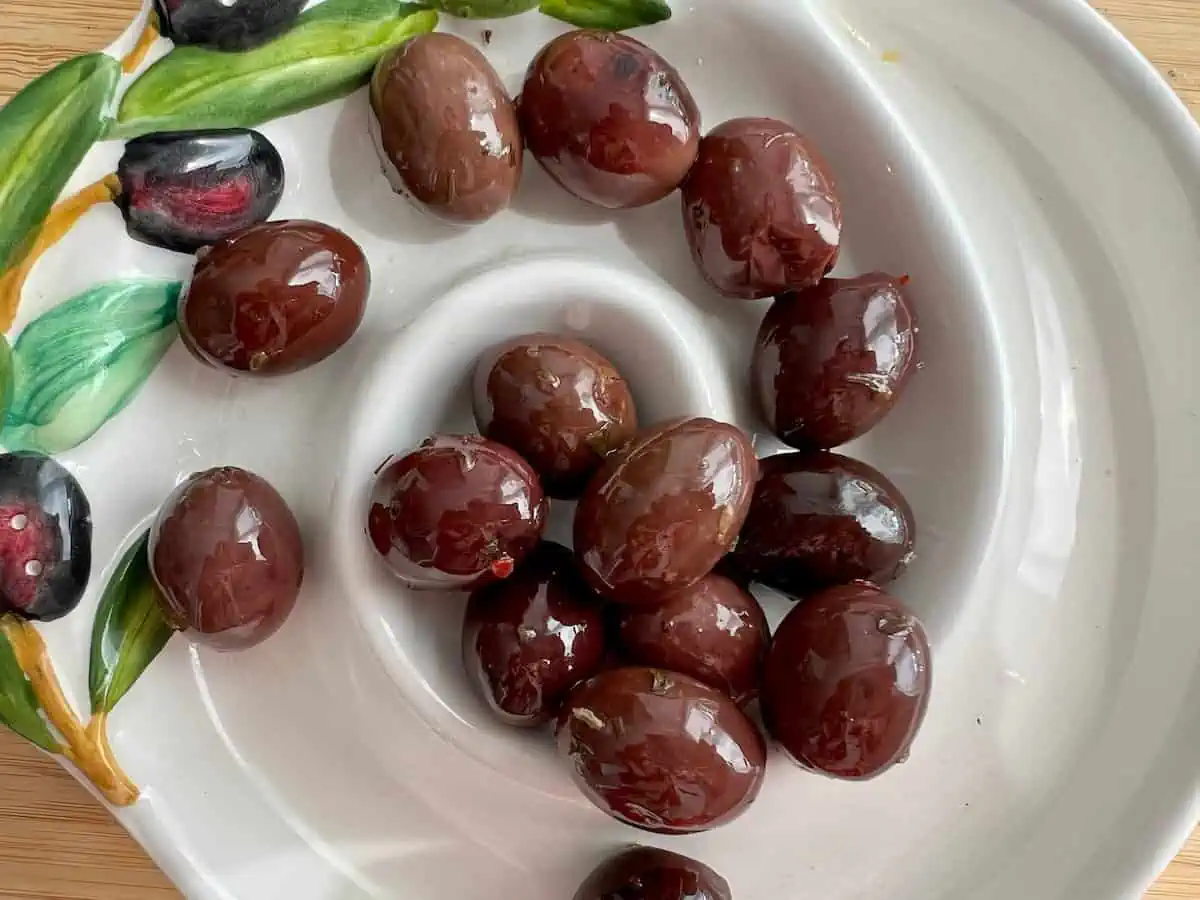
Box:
[538,0,670,29]
[89,530,175,715]
[112,0,439,139]
[433,0,537,16]
[0,623,60,753]
[1,279,180,455]
[0,335,13,427]
[540,0,672,29]
[0,53,121,275]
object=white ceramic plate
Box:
[21,0,1200,897]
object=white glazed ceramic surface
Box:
[21,0,1200,897]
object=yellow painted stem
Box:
[121,18,160,74]
[0,616,138,806]
[0,174,120,333]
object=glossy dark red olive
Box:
[180,219,370,376]
[558,667,766,833]
[615,573,768,704]
[762,582,931,779]
[368,435,548,591]
[574,418,757,606]
[116,129,284,254]
[473,333,637,499]
[154,0,307,51]
[682,117,841,299]
[752,273,918,449]
[0,452,91,622]
[149,466,304,650]
[574,847,732,900]
[463,542,606,726]
[732,452,915,595]
[370,33,522,224]
[520,30,700,209]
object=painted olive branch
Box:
[0,614,138,806]
[0,175,120,333]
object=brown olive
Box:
[574,847,732,900]
[180,219,369,376]
[519,30,700,209]
[732,452,915,595]
[752,273,919,449]
[681,117,841,299]
[761,582,931,779]
[574,418,757,606]
[369,33,522,224]
[149,466,303,650]
[367,435,548,591]
[615,573,768,704]
[558,667,766,834]
[463,542,606,726]
[473,333,637,499]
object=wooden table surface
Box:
[0,0,1198,897]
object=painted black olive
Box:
[116,129,285,254]
[153,0,307,51]
[0,452,91,622]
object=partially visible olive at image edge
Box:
[573,846,732,900]
[154,0,307,51]
[0,452,92,622]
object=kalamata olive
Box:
[149,466,303,650]
[681,117,841,299]
[370,33,522,224]
[368,435,548,591]
[558,667,766,833]
[762,582,931,779]
[732,452,915,595]
[0,452,91,622]
[473,333,637,499]
[752,274,918,449]
[180,219,370,376]
[615,573,767,704]
[574,847,732,900]
[574,418,757,606]
[116,129,285,254]
[154,0,307,51]
[519,30,700,209]
[463,542,606,726]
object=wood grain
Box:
[0,0,1198,897]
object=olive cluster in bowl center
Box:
[356,25,933,851]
